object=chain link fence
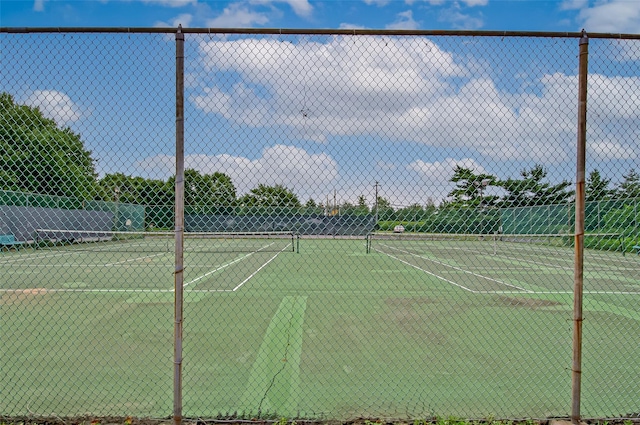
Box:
[1,28,639,421]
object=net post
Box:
[572,29,588,425]
[173,24,185,425]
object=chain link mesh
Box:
[1,30,638,421]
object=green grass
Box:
[1,238,639,419]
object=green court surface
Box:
[1,236,639,419]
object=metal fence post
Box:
[572,29,589,425]
[174,24,185,425]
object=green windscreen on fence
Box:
[500,203,572,234]
[0,189,145,233]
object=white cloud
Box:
[386,10,420,30]
[24,90,82,126]
[589,140,638,160]
[141,0,197,7]
[439,8,484,29]
[189,35,640,171]
[193,36,465,146]
[589,74,640,120]
[251,0,313,17]
[460,0,488,6]
[577,0,640,33]
[408,158,487,182]
[560,0,587,11]
[376,161,397,171]
[155,13,193,27]
[363,0,391,6]
[137,145,338,196]
[405,158,489,203]
[339,23,367,30]
[206,3,269,27]
[33,0,45,12]
[412,0,487,6]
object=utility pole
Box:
[374,181,379,224]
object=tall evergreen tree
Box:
[617,169,640,199]
[499,164,572,207]
[585,170,611,202]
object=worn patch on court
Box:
[382,296,448,342]
[125,291,208,304]
[498,296,564,310]
[1,288,49,305]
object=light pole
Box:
[474,179,490,208]
[113,186,120,231]
[374,181,379,225]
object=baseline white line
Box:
[1,286,636,296]
[105,252,170,266]
[0,288,174,293]
[232,245,288,292]
[0,250,86,265]
[380,243,532,292]
[2,253,170,268]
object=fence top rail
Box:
[2,26,640,39]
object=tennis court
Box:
[1,232,638,418]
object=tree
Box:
[0,92,98,200]
[340,201,357,215]
[99,173,172,206]
[239,184,301,209]
[350,195,370,215]
[585,170,611,202]
[447,166,497,207]
[166,169,236,212]
[499,164,572,207]
[374,196,395,221]
[357,195,370,214]
[616,169,640,199]
[396,204,426,222]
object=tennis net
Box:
[366,232,624,254]
[33,229,296,253]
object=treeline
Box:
[2,92,639,234]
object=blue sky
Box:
[1,1,640,208]
[2,0,640,34]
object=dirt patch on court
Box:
[384,296,438,308]
[1,288,49,305]
[383,297,448,343]
[498,296,563,310]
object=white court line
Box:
[183,239,285,289]
[1,252,170,268]
[0,288,174,293]
[183,252,255,288]
[374,246,639,296]
[498,253,571,271]
[374,248,479,293]
[232,245,289,291]
[105,252,170,266]
[0,250,86,265]
[379,243,531,292]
